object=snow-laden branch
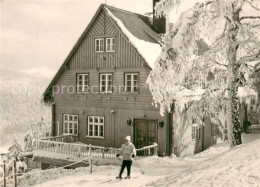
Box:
[239,55,260,63]
[235,39,260,48]
[240,16,260,21]
[213,60,228,67]
[245,0,260,11]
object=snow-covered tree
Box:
[148,0,260,147]
[5,139,27,176]
[24,118,51,152]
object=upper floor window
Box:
[95,38,104,52]
[192,124,200,140]
[77,74,89,92]
[211,123,219,136]
[100,73,113,93]
[125,73,139,93]
[87,116,104,138]
[106,38,115,52]
[63,114,78,135]
[251,98,256,105]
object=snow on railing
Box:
[40,134,77,143]
[34,135,158,160]
[34,139,120,160]
[136,143,158,156]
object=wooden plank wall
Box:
[69,9,146,69]
[55,106,167,154]
[52,8,169,155]
[54,68,154,109]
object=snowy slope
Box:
[15,135,260,187]
[149,140,260,186]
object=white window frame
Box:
[125,73,139,93]
[95,38,104,52]
[77,74,89,93]
[100,73,113,93]
[192,124,200,140]
[87,116,104,138]
[106,38,115,52]
[63,114,78,135]
[211,123,219,136]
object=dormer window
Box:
[106,38,115,52]
[95,38,104,52]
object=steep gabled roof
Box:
[105,5,162,44]
[43,4,162,102]
[105,5,162,69]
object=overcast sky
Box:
[0,0,153,78]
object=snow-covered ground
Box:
[16,132,260,187]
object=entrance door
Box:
[134,119,157,149]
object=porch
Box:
[31,135,158,169]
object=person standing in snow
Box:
[116,136,136,179]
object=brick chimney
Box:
[153,0,166,34]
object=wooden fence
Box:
[136,143,158,156]
[34,135,158,160]
[40,134,77,143]
[34,139,120,160]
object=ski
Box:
[101,176,139,184]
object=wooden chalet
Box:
[37,2,172,168]
[33,1,259,168]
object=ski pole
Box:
[134,159,145,174]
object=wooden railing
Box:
[34,135,158,160]
[34,139,120,160]
[40,134,77,143]
[136,143,158,156]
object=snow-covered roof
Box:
[105,5,162,69]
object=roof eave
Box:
[43,4,107,102]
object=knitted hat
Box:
[125,136,131,141]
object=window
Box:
[211,123,219,135]
[87,116,104,138]
[192,124,200,140]
[100,74,112,93]
[77,74,89,92]
[95,37,116,52]
[63,114,78,135]
[125,73,138,93]
[95,38,104,52]
[251,98,256,105]
[106,38,115,52]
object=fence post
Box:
[13,160,17,187]
[89,144,92,174]
[3,161,6,187]
[154,146,158,156]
